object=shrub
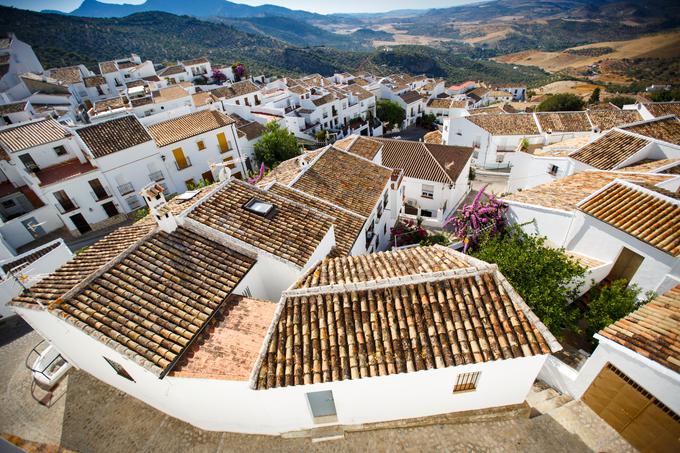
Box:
[376,99,406,130]
[584,280,647,343]
[536,93,584,112]
[606,95,636,108]
[254,122,301,168]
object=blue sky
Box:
[0,0,478,14]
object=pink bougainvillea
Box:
[443,185,507,253]
[247,162,265,185]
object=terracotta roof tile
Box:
[255,246,558,389]
[620,116,680,145]
[586,109,641,131]
[91,96,129,114]
[47,66,82,85]
[504,170,675,212]
[467,113,539,135]
[76,115,152,158]
[99,61,118,74]
[0,101,28,114]
[399,90,422,104]
[257,150,323,187]
[188,179,334,268]
[423,130,442,144]
[644,102,680,118]
[211,81,260,99]
[535,112,591,133]
[600,285,680,372]
[54,226,256,376]
[268,183,366,257]
[158,65,186,76]
[0,119,70,153]
[578,181,679,256]
[292,147,392,217]
[1,241,62,274]
[620,158,680,173]
[147,110,235,147]
[83,75,106,88]
[332,136,382,160]
[570,130,650,170]
[182,57,209,66]
[152,85,190,104]
[35,159,97,186]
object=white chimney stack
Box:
[140,183,177,233]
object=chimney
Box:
[297,154,309,170]
[140,183,177,233]
[210,162,232,182]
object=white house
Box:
[157,65,190,84]
[147,109,247,188]
[0,100,34,126]
[181,57,212,82]
[425,98,468,123]
[9,219,560,434]
[504,171,680,295]
[494,84,527,102]
[0,33,44,92]
[333,135,474,228]
[538,286,680,452]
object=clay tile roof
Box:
[76,115,152,158]
[599,285,680,372]
[268,183,366,257]
[504,170,675,212]
[373,138,473,184]
[83,75,106,88]
[570,130,650,170]
[99,61,118,74]
[399,90,422,104]
[11,223,154,308]
[333,136,382,160]
[212,81,259,100]
[467,113,539,135]
[578,181,679,256]
[188,179,335,268]
[147,110,235,147]
[0,119,69,153]
[152,85,190,104]
[238,121,266,141]
[92,96,129,114]
[586,109,641,131]
[0,101,27,114]
[427,98,467,109]
[254,246,559,389]
[47,66,82,85]
[182,57,209,66]
[35,159,97,186]
[292,147,392,217]
[1,241,62,274]
[311,93,335,107]
[53,226,256,376]
[158,65,186,76]
[620,116,680,145]
[535,112,592,133]
[191,91,216,107]
[257,150,323,187]
[620,158,680,173]
[644,102,680,118]
[170,295,277,380]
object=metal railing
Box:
[148,170,165,181]
[117,182,135,196]
[126,195,143,210]
[54,199,79,214]
[175,156,192,170]
[90,186,112,202]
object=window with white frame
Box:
[453,371,480,393]
[421,184,434,199]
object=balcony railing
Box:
[117,182,135,196]
[175,157,192,171]
[148,170,165,182]
[90,186,112,202]
[55,199,79,214]
[126,195,144,211]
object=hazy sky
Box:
[0,0,479,14]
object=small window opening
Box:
[453,371,480,393]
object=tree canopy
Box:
[588,87,601,105]
[471,226,585,335]
[536,93,584,112]
[607,95,636,108]
[585,279,646,344]
[376,99,406,129]
[254,122,301,168]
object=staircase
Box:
[526,380,573,418]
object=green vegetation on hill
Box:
[0,6,550,85]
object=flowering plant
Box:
[212,69,227,83]
[248,162,265,185]
[443,185,507,253]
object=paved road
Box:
[384,126,429,142]
[0,317,633,453]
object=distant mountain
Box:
[61,0,324,20]
[0,6,549,85]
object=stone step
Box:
[526,387,560,406]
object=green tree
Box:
[585,280,646,343]
[650,89,680,102]
[607,95,637,108]
[471,226,585,335]
[536,93,584,112]
[588,87,601,105]
[376,99,405,130]
[417,113,437,130]
[254,122,301,168]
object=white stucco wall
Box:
[505,203,575,247]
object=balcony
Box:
[175,156,192,171]
[148,170,165,182]
[117,182,135,196]
[55,199,79,214]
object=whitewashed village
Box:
[0,19,678,453]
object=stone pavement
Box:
[0,318,630,453]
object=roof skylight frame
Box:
[243,197,276,218]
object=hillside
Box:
[0,6,549,85]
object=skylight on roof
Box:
[244,198,275,217]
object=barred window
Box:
[453,371,480,393]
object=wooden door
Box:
[583,364,680,452]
